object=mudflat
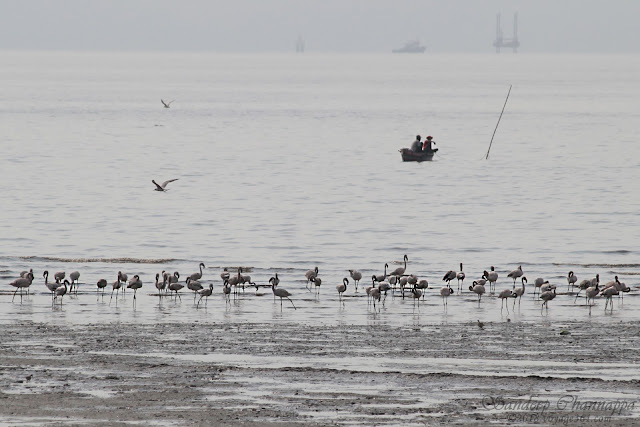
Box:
[1,320,638,425]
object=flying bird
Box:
[161,99,174,108]
[152,179,178,192]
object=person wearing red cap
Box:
[423,135,436,151]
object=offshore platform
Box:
[493,13,520,53]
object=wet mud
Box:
[1,320,639,425]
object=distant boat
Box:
[399,147,438,162]
[392,40,426,53]
[296,36,305,53]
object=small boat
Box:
[399,148,438,162]
[392,40,426,53]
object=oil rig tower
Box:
[493,12,520,53]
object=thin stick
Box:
[485,85,512,160]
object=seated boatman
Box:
[411,135,423,152]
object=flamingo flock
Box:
[4,256,635,315]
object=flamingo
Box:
[540,288,557,312]
[575,274,598,302]
[410,286,422,307]
[43,271,58,298]
[378,282,392,299]
[348,269,362,291]
[585,283,600,307]
[156,273,168,295]
[305,266,319,288]
[223,280,232,302]
[567,271,578,291]
[365,277,377,305]
[372,263,388,283]
[442,270,456,286]
[483,267,498,292]
[187,277,203,301]
[110,276,122,302]
[456,263,466,293]
[9,272,33,302]
[602,286,619,311]
[164,271,180,286]
[69,271,80,294]
[54,280,69,304]
[96,279,108,299]
[310,276,322,295]
[606,276,631,301]
[513,277,527,307]
[336,278,348,302]
[197,284,214,307]
[370,286,382,311]
[118,271,128,284]
[440,284,453,307]
[127,275,143,300]
[498,289,515,312]
[54,271,65,284]
[540,281,556,294]
[390,254,408,277]
[269,273,280,301]
[189,263,205,282]
[469,281,486,302]
[169,280,185,299]
[416,279,429,300]
[271,282,296,310]
[533,278,545,297]
[507,266,523,288]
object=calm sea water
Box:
[1,51,639,325]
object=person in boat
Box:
[411,135,423,152]
[422,135,435,151]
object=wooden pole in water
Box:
[484,85,512,160]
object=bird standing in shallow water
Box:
[508,266,523,288]
[483,267,498,292]
[440,284,454,308]
[197,284,214,307]
[96,279,108,299]
[54,280,69,304]
[272,282,296,310]
[469,281,486,303]
[127,275,143,300]
[348,269,362,291]
[567,271,578,291]
[540,288,557,312]
[456,263,466,294]
[336,278,348,302]
[513,277,527,308]
[498,289,515,313]
[69,271,80,294]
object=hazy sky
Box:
[1,0,639,53]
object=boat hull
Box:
[400,148,438,162]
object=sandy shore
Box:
[1,320,639,426]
